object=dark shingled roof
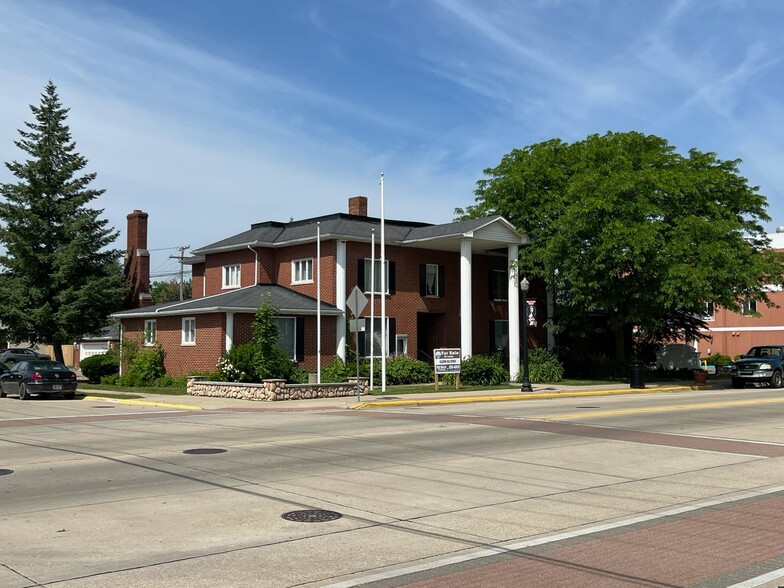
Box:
[112,284,341,319]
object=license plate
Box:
[53,384,62,390]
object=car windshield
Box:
[746,347,782,358]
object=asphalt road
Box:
[1,386,784,587]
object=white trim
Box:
[181,317,196,345]
[508,246,520,381]
[701,326,784,332]
[225,312,234,352]
[143,319,157,346]
[291,257,314,285]
[222,264,241,289]
[336,240,346,361]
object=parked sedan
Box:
[0,360,78,400]
[0,347,51,364]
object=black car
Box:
[0,347,51,364]
[0,360,78,400]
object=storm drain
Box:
[0,469,13,476]
[575,406,601,409]
[92,405,116,409]
[281,510,343,523]
[183,448,227,455]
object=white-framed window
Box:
[742,300,757,315]
[182,317,196,345]
[144,319,157,346]
[396,334,408,356]
[703,302,715,321]
[362,259,391,294]
[274,317,297,359]
[222,264,241,289]
[362,317,396,357]
[292,258,313,284]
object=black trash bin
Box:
[629,363,646,389]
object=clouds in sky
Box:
[0,0,782,280]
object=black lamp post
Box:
[520,277,532,392]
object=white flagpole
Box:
[380,173,387,392]
[316,222,321,384]
[370,229,375,390]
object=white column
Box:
[225,312,234,352]
[508,246,520,381]
[336,240,347,361]
[460,238,472,358]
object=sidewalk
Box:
[81,380,713,412]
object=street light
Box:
[520,277,533,392]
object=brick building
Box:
[695,230,784,359]
[112,197,530,378]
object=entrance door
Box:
[417,312,445,364]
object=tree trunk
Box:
[52,343,65,364]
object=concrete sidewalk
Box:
[81,380,714,411]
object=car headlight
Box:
[730,364,737,371]
[759,363,772,370]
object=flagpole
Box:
[380,172,386,392]
[316,222,321,384]
[370,228,375,390]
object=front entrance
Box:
[417,312,446,364]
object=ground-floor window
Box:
[182,317,196,345]
[274,317,296,359]
[144,319,157,346]
[491,320,509,353]
[396,334,408,356]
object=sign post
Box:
[346,286,368,402]
[433,348,461,391]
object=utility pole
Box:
[169,245,190,300]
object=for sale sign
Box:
[434,348,461,374]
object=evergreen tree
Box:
[0,81,127,363]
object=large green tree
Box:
[150,279,192,304]
[457,131,784,359]
[0,81,127,363]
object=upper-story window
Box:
[292,258,313,284]
[490,269,508,300]
[223,264,241,289]
[742,300,757,315]
[703,302,715,321]
[358,259,395,295]
[144,319,157,346]
[420,264,444,298]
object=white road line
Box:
[728,567,784,587]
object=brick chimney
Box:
[348,196,368,216]
[124,210,152,308]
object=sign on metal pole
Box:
[346,285,368,317]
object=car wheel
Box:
[731,378,745,389]
[18,383,29,400]
[0,384,5,398]
[770,371,783,388]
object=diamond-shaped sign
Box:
[346,285,368,317]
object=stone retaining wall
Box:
[186,376,369,402]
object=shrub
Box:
[522,348,564,383]
[120,343,165,387]
[459,354,509,386]
[321,357,352,383]
[100,373,119,385]
[704,352,731,366]
[255,346,296,381]
[386,355,433,385]
[218,343,257,382]
[79,353,119,383]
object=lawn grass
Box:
[79,382,187,395]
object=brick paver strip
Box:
[398,494,784,587]
[344,411,784,457]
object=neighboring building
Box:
[112,197,531,378]
[695,230,784,359]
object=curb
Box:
[353,385,705,409]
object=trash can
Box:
[629,362,646,389]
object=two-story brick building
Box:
[112,197,531,379]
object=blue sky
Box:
[1,0,782,282]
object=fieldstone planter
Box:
[186,376,369,402]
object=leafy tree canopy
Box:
[457,131,784,347]
[0,81,127,362]
[150,279,192,305]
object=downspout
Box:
[247,243,259,284]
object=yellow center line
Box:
[535,396,784,420]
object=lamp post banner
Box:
[526,299,537,327]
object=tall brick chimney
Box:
[124,210,152,308]
[348,196,368,216]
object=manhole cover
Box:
[183,448,227,455]
[0,469,13,476]
[281,510,343,523]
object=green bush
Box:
[79,353,119,383]
[704,352,731,366]
[459,354,509,386]
[321,357,352,383]
[119,343,165,387]
[386,355,433,385]
[218,343,257,382]
[255,346,296,381]
[523,348,564,383]
[100,373,119,385]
